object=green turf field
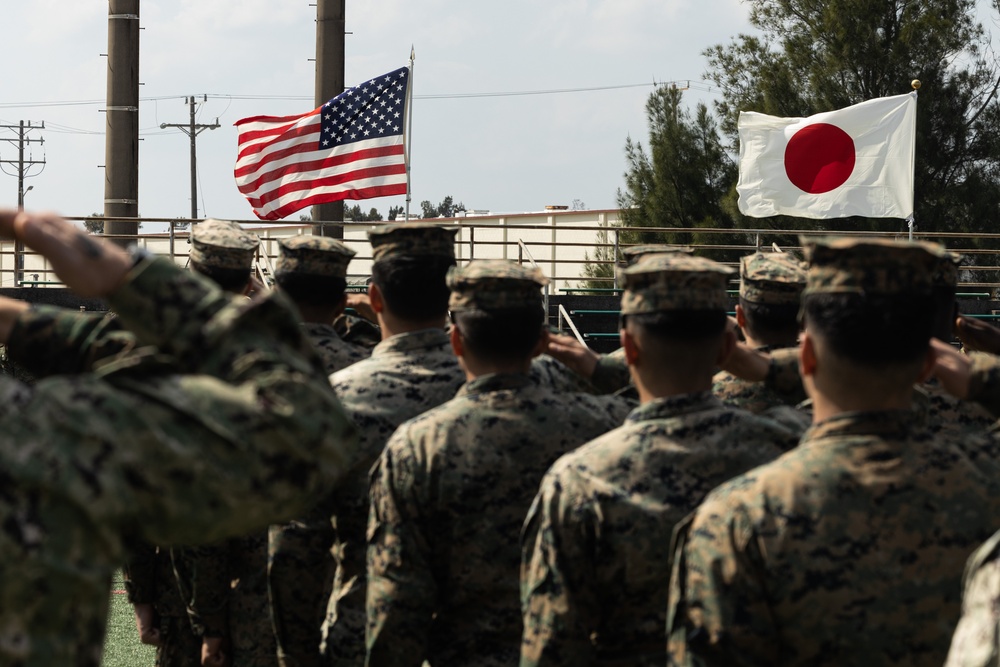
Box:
[102,571,156,667]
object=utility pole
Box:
[104,0,140,246]
[312,0,346,238]
[160,96,220,219]
[0,121,45,285]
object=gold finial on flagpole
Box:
[911,79,921,90]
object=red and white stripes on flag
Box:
[234,66,410,221]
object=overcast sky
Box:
[1,1,996,224]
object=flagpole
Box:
[404,46,415,221]
[907,79,920,241]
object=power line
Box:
[0,79,720,111]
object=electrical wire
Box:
[0,79,719,112]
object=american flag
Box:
[234,66,410,221]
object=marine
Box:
[0,209,354,666]
[717,247,995,440]
[266,235,371,667]
[272,235,370,373]
[666,237,1000,666]
[123,543,201,667]
[168,220,281,667]
[365,260,632,666]
[317,223,467,666]
[712,250,806,413]
[519,253,800,666]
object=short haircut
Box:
[738,297,801,344]
[370,255,454,321]
[451,307,545,365]
[622,309,728,342]
[801,292,934,366]
[275,273,348,309]
[189,261,251,293]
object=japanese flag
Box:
[737,93,917,219]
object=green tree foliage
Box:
[84,213,104,235]
[419,196,467,219]
[388,205,405,221]
[617,86,737,240]
[705,0,1000,235]
[344,205,384,222]
[582,86,739,287]
[84,213,146,234]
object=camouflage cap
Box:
[739,252,807,305]
[801,236,953,296]
[275,235,356,279]
[929,250,961,288]
[620,244,694,266]
[368,222,457,263]
[619,253,734,315]
[447,259,548,312]
[189,219,258,271]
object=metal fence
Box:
[6,212,1000,296]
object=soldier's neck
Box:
[377,310,447,339]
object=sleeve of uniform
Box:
[966,353,1000,419]
[666,493,777,667]
[174,543,232,639]
[520,469,600,667]
[365,427,436,667]
[943,529,1000,667]
[6,306,135,376]
[590,352,631,395]
[122,540,158,605]
[762,348,807,406]
[0,256,355,548]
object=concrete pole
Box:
[188,96,199,219]
[311,0,345,238]
[104,0,140,246]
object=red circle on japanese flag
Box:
[783,123,856,194]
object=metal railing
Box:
[5,213,1000,296]
[557,303,587,345]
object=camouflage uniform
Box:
[333,312,382,350]
[520,254,801,667]
[266,235,372,667]
[173,536,276,667]
[303,321,368,374]
[529,352,598,394]
[366,260,632,666]
[277,235,370,374]
[713,252,806,414]
[123,544,201,667]
[667,412,1000,667]
[170,222,284,667]
[946,529,1000,666]
[10,307,205,667]
[188,218,259,273]
[713,344,800,412]
[588,245,695,395]
[0,253,354,667]
[667,237,1000,667]
[317,224,465,666]
[590,347,630,395]
[941,354,1000,667]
